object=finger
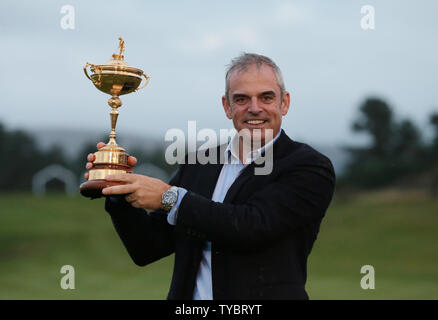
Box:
[106,173,138,183]
[85,162,93,170]
[87,153,96,162]
[128,156,138,167]
[84,172,89,180]
[131,200,141,208]
[102,184,137,196]
[125,191,136,203]
[97,142,106,150]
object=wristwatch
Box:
[161,186,179,212]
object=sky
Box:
[1,0,437,148]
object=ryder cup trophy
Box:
[80,37,149,198]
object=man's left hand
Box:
[102,174,171,210]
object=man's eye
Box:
[234,97,248,104]
[261,95,274,102]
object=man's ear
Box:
[222,95,233,119]
[281,91,291,116]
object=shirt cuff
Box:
[167,187,187,225]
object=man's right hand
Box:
[84,142,138,180]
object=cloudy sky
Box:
[1,0,437,147]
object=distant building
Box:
[32,164,77,196]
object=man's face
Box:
[222,64,290,146]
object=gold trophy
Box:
[80,37,149,198]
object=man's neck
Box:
[237,130,281,164]
[237,138,252,164]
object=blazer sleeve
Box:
[105,165,185,266]
[176,155,335,251]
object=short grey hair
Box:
[225,53,286,103]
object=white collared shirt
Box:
[167,130,281,299]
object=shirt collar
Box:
[225,129,282,164]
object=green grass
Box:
[0,192,437,299]
[307,191,438,299]
[0,194,173,299]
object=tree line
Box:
[339,98,438,193]
[0,123,175,192]
[0,97,437,193]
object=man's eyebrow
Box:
[259,91,276,96]
[232,93,250,99]
[232,91,276,98]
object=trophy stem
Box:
[108,96,122,145]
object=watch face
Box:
[165,191,177,204]
[163,188,177,209]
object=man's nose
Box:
[248,97,262,114]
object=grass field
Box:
[0,191,437,299]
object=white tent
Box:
[32,164,77,196]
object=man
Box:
[85,53,336,299]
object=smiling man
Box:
[222,54,289,154]
[85,53,336,300]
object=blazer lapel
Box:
[200,163,223,199]
[222,130,292,204]
[222,164,254,203]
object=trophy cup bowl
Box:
[80,37,149,199]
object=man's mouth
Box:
[245,120,266,125]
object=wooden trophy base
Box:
[79,180,124,199]
[80,138,132,199]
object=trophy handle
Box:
[83,62,102,87]
[135,72,150,91]
[83,62,94,81]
